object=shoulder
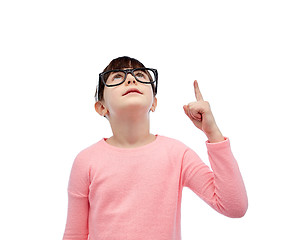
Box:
[158,134,190,152]
[72,139,105,165]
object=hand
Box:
[183,80,224,142]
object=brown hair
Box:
[95,56,157,102]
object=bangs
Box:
[103,56,145,72]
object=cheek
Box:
[104,89,122,106]
[144,85,154,97]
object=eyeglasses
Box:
[95,68,158,102]
[101,67,158,88]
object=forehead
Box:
[111,67,142,72]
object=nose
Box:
[124,73,138,85]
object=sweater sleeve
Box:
[63,154,90,240]
[182,137,248,218]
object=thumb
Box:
[183,105,189,116]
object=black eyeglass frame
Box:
[95,68,158,102]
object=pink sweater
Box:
[63,134,248,240]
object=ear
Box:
[94,101,109,117]
[151,97,157,112]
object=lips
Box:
[123,88,142,96]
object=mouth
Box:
[123,89,142,96]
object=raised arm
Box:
[182,80,248,217]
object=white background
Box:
[1,0,295,239]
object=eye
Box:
[135,72,146,79]
[112,74,124,81]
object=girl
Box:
[63,56,248,240]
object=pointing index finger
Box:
[194,80,204,101]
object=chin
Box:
[118,104,151,113]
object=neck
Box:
[107,111,154,148]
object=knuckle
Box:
[188,102,195,108]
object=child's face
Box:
[96,68,157,119]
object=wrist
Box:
[206,128,224,143]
